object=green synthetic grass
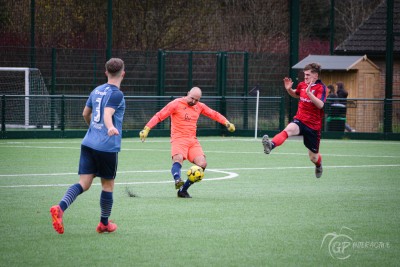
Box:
[0,137,399,266]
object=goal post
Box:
[0,67,56,129]
[0,67,30,127]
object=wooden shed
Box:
[292,55,381,132]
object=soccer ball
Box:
[187,165,204,183]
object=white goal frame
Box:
[0,67,31,127]
[254,89,260,139]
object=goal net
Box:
[0,67,58,129]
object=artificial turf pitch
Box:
[0,137,399,266]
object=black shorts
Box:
[292,119,321,153]
[78,145,118,179]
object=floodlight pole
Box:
[384,0,394,133]
[106,0,113,60]
[30,0,36,68]
[329,0,335,55]
[289,0,299,120]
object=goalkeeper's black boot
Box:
[177,190,192,198]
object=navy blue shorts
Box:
[78,145,118,179]
[292,119,321,153]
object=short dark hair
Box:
[336,81,345,90]
[304,63,321,74]
[105,58,124,76]
[327,84,335,93]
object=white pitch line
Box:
[0,145,80,150]
[205,151,400,158]
[0,169,170,178]
[1,164,399,179]
[1,164,399,188]
[0,169,239,188]
[221,164,400,171]
[1,138,400,145]
[1,143,399,158]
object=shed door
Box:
[357,73,380,132]
[363,73,375,98]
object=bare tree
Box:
[114,1,217,50]
[206,0,289,53]
[0,0,384,52]
[334,0,382,43]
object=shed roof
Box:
[335,0,400,55]
[292,55,379,71]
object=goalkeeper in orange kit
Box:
[139,87,235,198]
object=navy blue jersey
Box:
[82,83,125,152]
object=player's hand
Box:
[306,78,314,93]
[225,121,235,132]
[107,127,119,136]
[139,126,151,142]
[283,77,293,90]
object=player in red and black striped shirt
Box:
[262,63,327,178]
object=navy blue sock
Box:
[100,191,113,226]
[271,142,276,149]
[171,162,182,180]
[59,183,83,212]
[180,179,194,192]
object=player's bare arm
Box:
[82,106,92,125]
[104,107,119,136]
[283,77,299,98]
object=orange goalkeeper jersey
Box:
[146,97,228,140]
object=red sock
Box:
[315,154,322,167]
[271,131,288,147]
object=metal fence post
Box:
[106,0,113,60]
[92,50,98,89]
[188,51,193,90]
[61,95,65,132]
[243,52,249,129]
[279,96,286,130]
[221,96,226,135]
[221,52,227,97]
[289,0,299,121]
[384,98,392,134]
[1,95,5,132]
[219,52,228,133]
[30,0,36,68]
[51,48,56,130]
[216,52,222,96]
[384,0,394,133]
[157,49,165,96]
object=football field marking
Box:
[1,144,399,158]
[0,164,399,188]
[0,169,239,188]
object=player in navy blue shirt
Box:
[50,58,126,234]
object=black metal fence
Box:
[1,95,399,140]
[0,48,288,98]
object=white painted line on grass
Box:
[1,143,399,158]
[0,169,239,188]
[222,164,400,171]
[1,164,399,188]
